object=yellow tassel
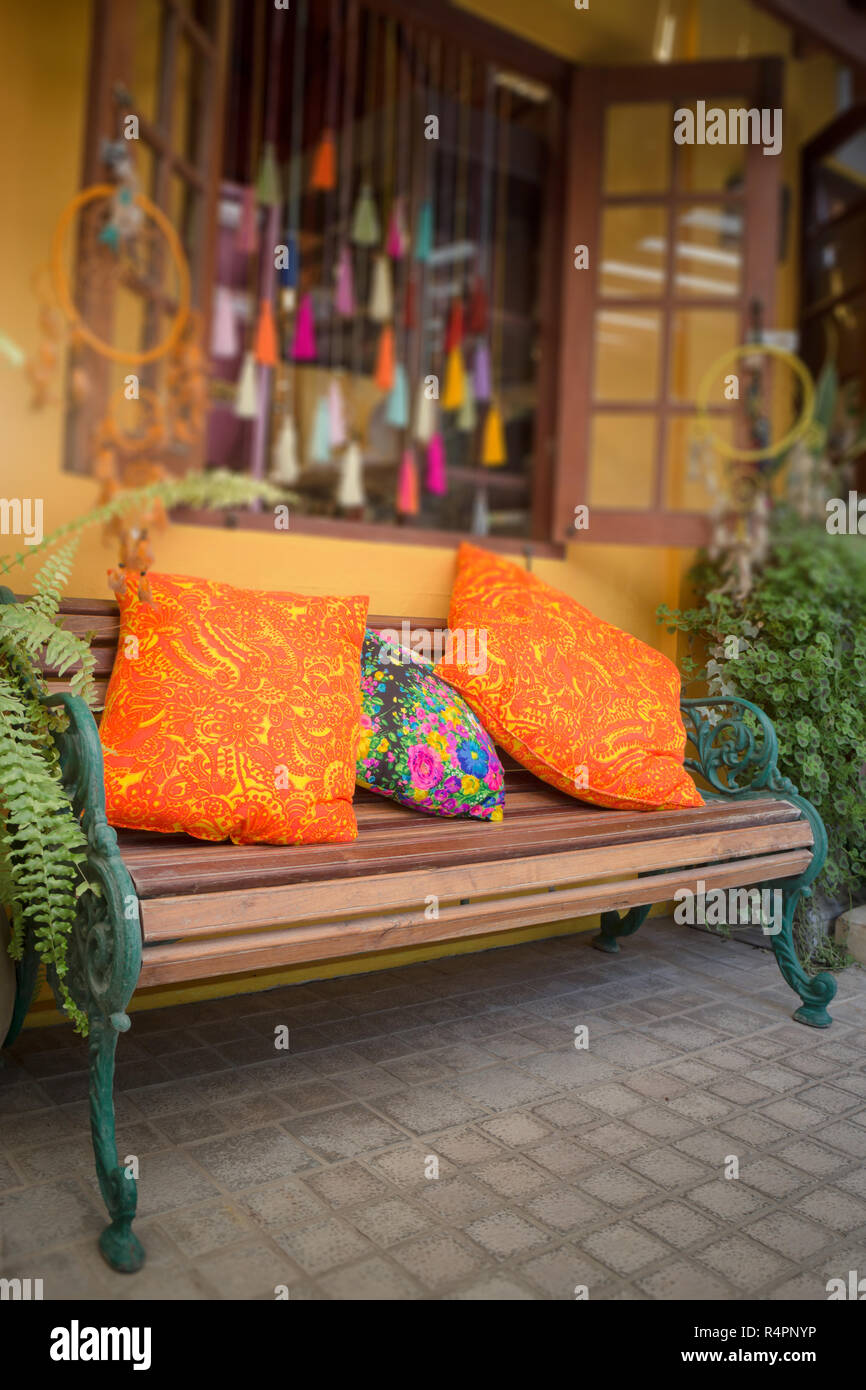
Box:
[442,346,466,411]
[481,400,506,467]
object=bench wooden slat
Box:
[120,797,805,898]
[136,848,814,986]
[139,820,814,942]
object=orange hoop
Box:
[50,184,191,365]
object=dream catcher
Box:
[691,340,817,600]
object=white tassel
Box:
[234,351,259,419]
[413,381,438,444]
[337,441,365,509]
[329,377,347,448]
[270,416,299,485]
[368,254,394,323]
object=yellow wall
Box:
[0,0,841,1023]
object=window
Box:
[68,6,784,549]
[554,58,783,545]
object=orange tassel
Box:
[254,299,278,366]
[310,129,337,191]
[375,325,395,391]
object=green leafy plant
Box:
[0,470,285,1032]
[660,510,866,918]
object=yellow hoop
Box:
[694,342,816,463]
[50,184,191,366]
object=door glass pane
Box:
[588,414,656,509]
[814,130,866,222]
[674,98,749,192]
[669,308,740,403]
[666,203,743,298]
[666,414,734,512]
[599,205,668,298]
[594,309,662,402]
[603,103,671,194]
[805,211,866,308]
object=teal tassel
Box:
[310,396,332,465]
[414,200,433,262]
[386,363,409,429]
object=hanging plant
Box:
[0,470,285,1033]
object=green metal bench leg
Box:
[769,884,836,1029]
[593,904,653,954]
[89,1011,144,1272]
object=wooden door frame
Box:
[554,57,783,546]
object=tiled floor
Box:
[2,918,866,1300]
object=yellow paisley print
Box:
[100,572,368,844]
[434,544,702,813]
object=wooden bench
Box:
[2,594,834,1274]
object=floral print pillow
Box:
[357,629,504,820]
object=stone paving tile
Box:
[2,921,864,1300]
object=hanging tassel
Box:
[473,341,492,402]
[446,299,465,351]
[351,183,381,246]
[255,142,283,207]
[414,200,433,262]
[368,255,394,323]
[254,299,278,366]
[234,351,259,419]
[310,395,332,465]
[386,197,408,259]
[270,415,300,485]
[335,244,355,316]
[328,377,347,448]
[426,432,448,497]
[337,440,365,509]
[397,448,420,516]
[471,486,490,536]
[386,362,409,429]
[236,186,258,255]
[291,293,317,361]
[481,400,507,467]
[404,274,418,330]
[468,276,489,336]
[375,326,395,391]
[413,380,438,444]
[458,371,477,433]
[211,286,239,359]
[310,129,337,191]
[442,346,466,411]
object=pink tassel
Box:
[328,378,347,448]
[291,293,317,361]
[397,448,419,516]
[386,198,407,259]
[236,186,257,255]
[335,244,355,316]
[425,433,448,497]
[211,286,239,358]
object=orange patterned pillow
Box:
[434,544,701,812]
[100,572,368,844]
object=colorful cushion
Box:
[100,572,368,844]
[434,544,701,813]
[357,628,504,820]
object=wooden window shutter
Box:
[553,57,783,546]
[64,0,233,475]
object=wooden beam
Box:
[136,848,813,985]
[752,0,866,67]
